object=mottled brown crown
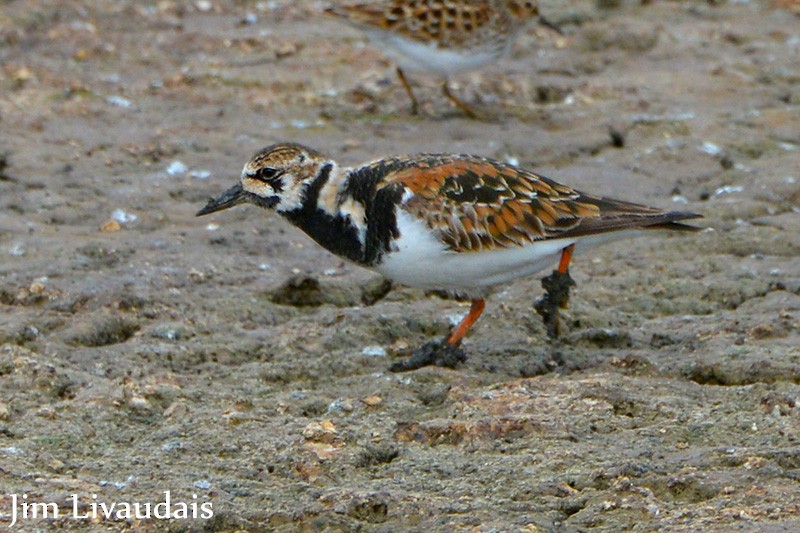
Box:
[245,143,323,177]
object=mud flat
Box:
[1,0,799,530]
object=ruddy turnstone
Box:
[324,0,551,117]
[197,143,702,370]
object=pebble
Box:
[164,402,188,418]
[190,170,211,180]
[161,440,184,452]
[29,281,46,294]
[194,480,211,490]
[303,420,337,442]
[362,395,383,407]
[361,346,387,358]
[106,95,132,108]
[13,66,33,83]
[714,185,744,197]
[111,208,137,224]
[127,396,152,411]
[166,160,188,176]
[700,141,723,156]
[100,219,121,232]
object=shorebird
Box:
[198,143,702,370]
[324,0,551,117]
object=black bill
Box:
[196,183,246,216]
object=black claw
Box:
[534,270,576,339]
[389,341,467,372]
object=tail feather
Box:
[558,204,703,239]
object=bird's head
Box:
[506,0,539,20]
[196,143,327,217]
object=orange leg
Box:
[446,298,486,347]
[557,244,575,274]
[396,67,420,115]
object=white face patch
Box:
[274,173,306,213]
[242,177,274,199]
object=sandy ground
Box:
[1,0,799,531]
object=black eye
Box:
[249,167,283,182]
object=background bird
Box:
[324,0,551,117]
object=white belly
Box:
[375,210,644,295]
[364,30,500,76]
[374,211,575,294]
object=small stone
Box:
[190,170,211,180]
[100,219,122,232]
[106,96,133,108]
[748,323,774,339]
[303,442,340,461]
[13,66,34,83]
[46,457,65,472]
[361,346,387,357]
[303,420,337,442]
[128,396,152,411]
[111,209,137,224]
[275,42,298,58]
[29,281,45,294]
[389,339,409,353]
[36,406,56,419]
[164,402,188,418]
[0,402,10,421]
[166,160,188,176]
[2,447,22,455]
[362,395,383,407]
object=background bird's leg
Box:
[535,245,577,339]
[395,67,420,115]
[442,80,477,119]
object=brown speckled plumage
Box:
[359,154,686,253]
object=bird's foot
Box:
[534,269,576,339]
[389,341,467,372]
